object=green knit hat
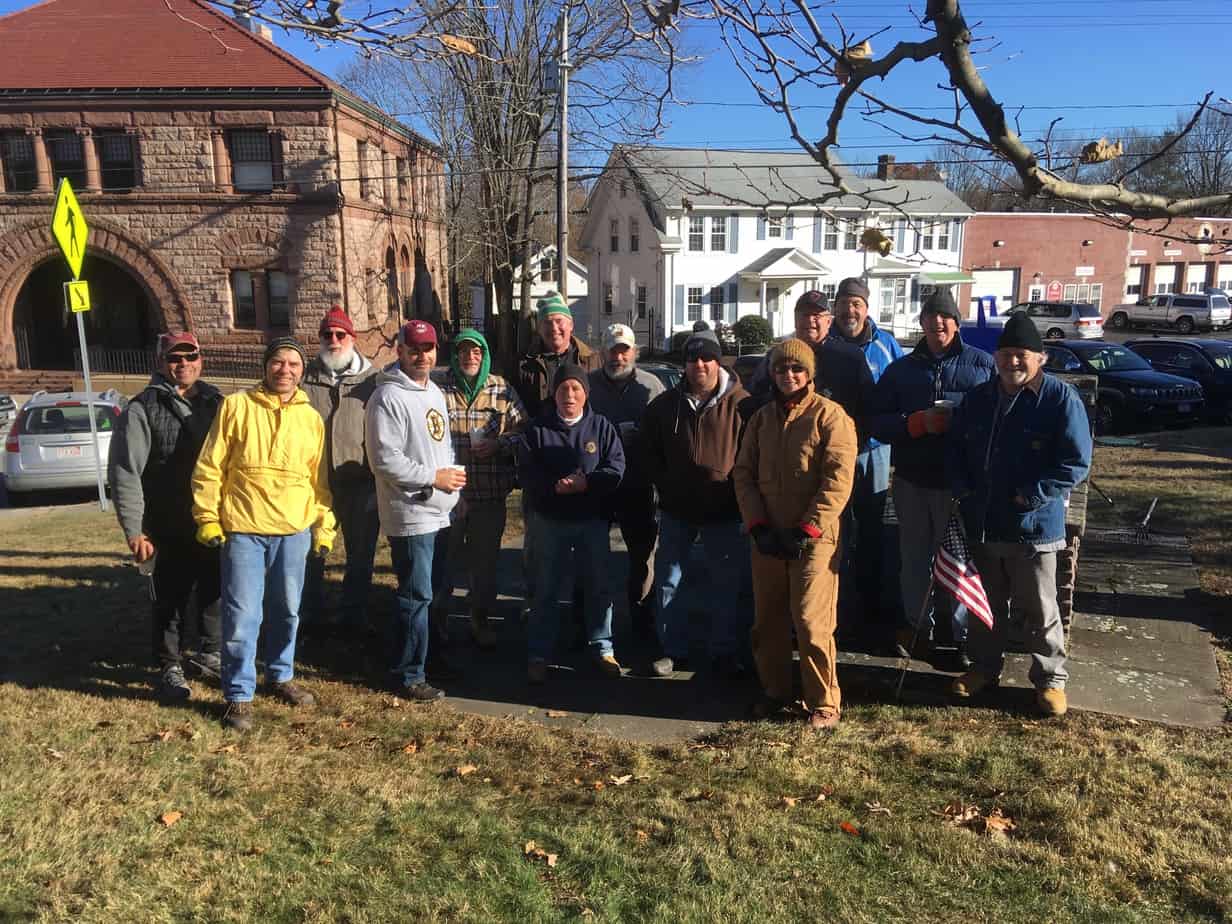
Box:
[536,290,572,320]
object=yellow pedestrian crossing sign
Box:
[51,177,88,280]
[64,280,90,313]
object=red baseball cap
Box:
[399,319,437,347]
[158,331,200,355]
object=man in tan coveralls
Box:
[734,338,857,731]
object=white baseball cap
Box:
[603,323,637,350]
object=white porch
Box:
[738,247,831,338]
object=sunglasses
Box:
[773,363,808,375]
[166,352,200,364]
[321,330,350,341]
[685,352,717,363]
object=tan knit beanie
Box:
[769,338,815,379]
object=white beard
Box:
[319,348,355,373]
[605,363,635,380]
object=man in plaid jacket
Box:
[430,329,528,650]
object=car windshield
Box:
[1076,304,1101,318]
[20,404,115,435]
[1204,343,1232,370]
[1072,345,1150,372]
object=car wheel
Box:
[1110,312,1128,330]
[1174,316,1195,335]
[1094,400,1120,435]
[1046,328,1065,340]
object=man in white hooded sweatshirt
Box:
[366,320,466,701]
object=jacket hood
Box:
[147,373,221,402]
[449,328,491,404]
[376,361,432,392]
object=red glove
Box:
[907,411,930,438]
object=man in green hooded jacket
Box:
[430,329,528,648]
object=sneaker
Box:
[527,658,548,685]
[267,680,315,707]
[650,656,675,678]
[595,654,623,678]
[951,670,996,698]
[750,695,793,720]
[157,664,191,702]
[1037,687,1068,717]
[221,701,253,732]
[186,651,222,679]
[401,681,445,702]
[807,707,841,731]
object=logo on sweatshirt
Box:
[584,440,597,454]
[426,408,446,442]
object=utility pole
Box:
[555,6,570,300]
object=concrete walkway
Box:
[419,509,1226,743]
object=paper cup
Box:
[933,399,956,410]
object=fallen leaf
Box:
[178,722,199,741]
[573,777,583,785]
[592,780,605,791]
[159,811,183,827]
[210,744,237,755]
[546,853,558,867]
[635,829,650,843]
[524,840,538,855]
[545,710,569,718]
[609,774,634,786]
[781,796,799,808]
[154,730,173,743]
[402,742,419,755]
[523,840,560,867]
[840,821,861,837]
[482,777,492,783]
[338,719,356,729]
[244,846,266,856]
[45,748,65,761]
[865,801,892,816]
[982,808,1017,839]
[456,764,478,777]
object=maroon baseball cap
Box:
[398,319,437,347]
[159,331,200,355]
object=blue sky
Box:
[1,0,1225,174]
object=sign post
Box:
[51,177,107,511]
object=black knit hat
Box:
[552,362,590,397]
[997,313,1044,352]
[921,287,960,321]
[683,329,722,361]
[263,336,306,366]
[836,277,870,302]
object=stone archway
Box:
[0,218,191,370]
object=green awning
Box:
[920,271,976,284]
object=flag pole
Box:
[893,497,961,702]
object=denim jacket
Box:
[947,372,1093,545]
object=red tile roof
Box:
[0,0,333,91]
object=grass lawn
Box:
[1,442,1230,921]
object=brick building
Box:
[959,212,1231,318]
[0,0,447,373]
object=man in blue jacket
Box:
[946,313,1092,717]
[828,277,904,632]
[870,288,995,663]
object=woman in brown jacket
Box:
[734,338,858,730]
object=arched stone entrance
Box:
[0,219,191,370]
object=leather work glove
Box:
[750,525,782,558]
[195,522,226,548]
[776,527,811,561]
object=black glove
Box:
[776,527,810,560]
[751,525,782,558]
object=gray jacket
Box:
[301,352,378,486]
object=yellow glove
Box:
[311,531,333,558]
[312,510,337,557]
[196,522,226,548]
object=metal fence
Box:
[74,345,265,380]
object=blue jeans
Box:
[389,533,437,687]
[527,514,614,661]
[219,530,311,703]
[654,513,748,661]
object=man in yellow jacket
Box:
[192,337,336,732]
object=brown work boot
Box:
[807,706,841,731]
[595,654,623,678]
[221,701,253,732]
[267,679,316,707]
[1037,687,1068,717]
[951,670,996,698]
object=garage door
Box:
[971,269,1018,317]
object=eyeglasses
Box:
[321,330,350,341]
[773,363,808,375]
[166,352,200,364]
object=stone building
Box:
[0,0,447,374]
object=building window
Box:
[892,219,908,252]
[822,283,837,300]
[767,216,783,239]
[610,218,620,253]
[268,271,290,327]
[636,285,647,320]
[539,255,557,284]
[356,140,370,199]
[630,218,640,253]
[1,133,36,192]
[824,217,838,250]
[686,286,703,322]
[709,286,724,322]
[604,284,614,315]
[1187,280,1202,293]
[921,223,935,250]
[231,270,257,330]
[1028,284,1045,301]
[97,132,137,190]
[1063,284,1078,301]
[228,130,277,192]
[1089,283,1103,308]
[710,217,727,252]
[936,221,950,250]
[46,132,86,189]
[844,220,858,250]
[688,215,705,251]
[1125,265,1143,297]
[396,157,409,207]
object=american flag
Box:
[933,512,994,629]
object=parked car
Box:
[0,393,15,432]
[1126,337,1232,424]
[1042,341,1204,434]
[730,353,766,389]
[4,390,124,498]
[640,362,683,391]
[1107,291,1232,334]
[1008,301,1104,340]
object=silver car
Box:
[1010,301,1105,340]
[4,390,124,497]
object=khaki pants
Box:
[750,538,842,712]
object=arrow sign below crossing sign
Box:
[51,177,88,280]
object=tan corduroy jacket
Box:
[733,384,857,541]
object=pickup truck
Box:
[1107,291,1232,334]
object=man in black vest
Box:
[109,332,224,701]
